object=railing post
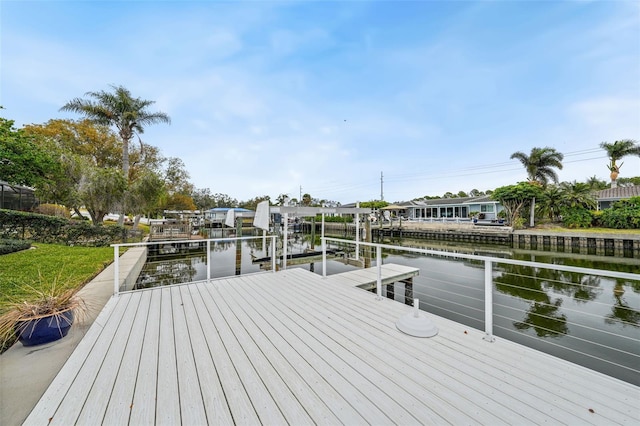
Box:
[113,245,119,296]
[376,245,383,300]
[355,202,360,261]
[483,260,495,342]
[206,240,211,281]
[271,236,276,273]
[283,212,288,270]
[322,238,327,278]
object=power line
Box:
[305,150,610,198]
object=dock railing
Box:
[321,237,640,385]
[112,235,277,295]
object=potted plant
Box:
[0,271,86,349]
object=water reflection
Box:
[133,233,640,384]
[607,280,640,327]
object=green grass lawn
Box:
[532,225,640,235]
[0,243,114,313]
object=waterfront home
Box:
[596,185,640,210]
[402,195,504,220]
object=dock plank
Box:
[179,284,234,425]
[219,279,364,424]
[198,282,288,424]
[25,266,640,425]
[75,291,142,424]
[128,288,161,425]
[172,286,208,425]
[155,287,180,424]
[102,290,152,425]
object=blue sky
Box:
[2,0,639,204]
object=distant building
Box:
[401,195,503,220]
[596,185,640,210]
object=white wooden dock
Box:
[25,266,639,425]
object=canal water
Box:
[135,230,640,386]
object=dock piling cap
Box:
[396,299,438,338]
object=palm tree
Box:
[586,175,607,191]
[560,181,596,210]
[61,85,171,181]
[538,185,564,221]
[599,140,640,187]
[511,147,564,227]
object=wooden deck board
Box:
[198,281,288,424]
[155,287,180,425]
[102,290,151,425]
[179,284,235,425]
[128,287,161,425]
[25,266,640,425]
[281,269,586,424]
[284,272,634,422]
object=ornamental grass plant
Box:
[0,244,114,352]
[0,270,88,351]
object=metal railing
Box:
[112,235,277,295]
[321,237,640,385]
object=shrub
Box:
[0,239,32,255]
[0,209,136,245]
[313,215,353,223]
[561,207,593,228]
[600,197,640,229]
[35,204,70,218]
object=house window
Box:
[481,204,494,213]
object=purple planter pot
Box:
[16,310,74,346]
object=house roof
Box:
[596,185,640,201]
[207,207,253,213]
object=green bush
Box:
[561,207,593,228]
[0,209,134,246]
[312,215,353,223]
[0,239,32,255]
[600,197,640,229]
[590,210,604,227]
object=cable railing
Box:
[112,235,278,295]
[110,234,639,385]
[320,237,640,385]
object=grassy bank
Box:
[530,225,640,235]
[0,243,114,313]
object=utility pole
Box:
[380,171,384,201]
[299,185,302,203]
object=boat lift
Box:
[227,201,372,270]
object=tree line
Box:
[1,85,638,230]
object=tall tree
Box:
[492,182,543,229]
[599,140,640,187]
[0,116,58,188]
[79,167,128,225]
[24,119,121,169]
[510,147,564,227]
[60,85,170,181]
